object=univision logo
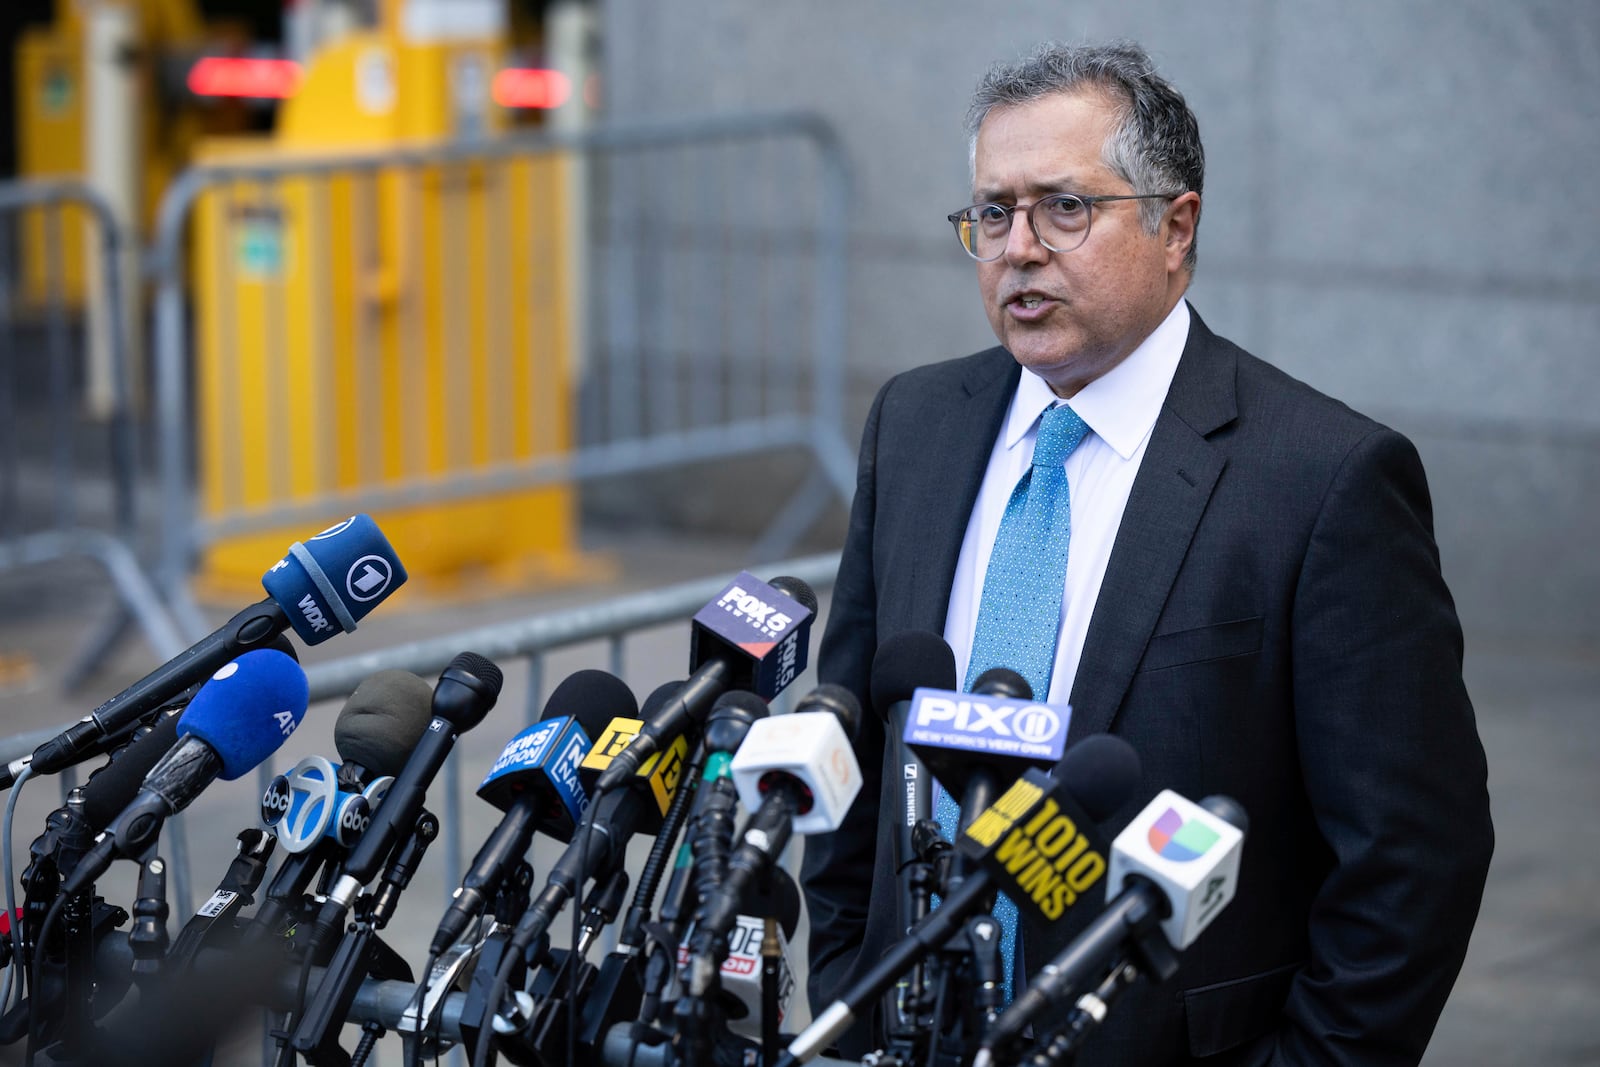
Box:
[1147,808,1221,862]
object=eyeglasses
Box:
[946,191,1184,261]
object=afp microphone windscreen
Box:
[260,513,407,645]
[178,648,310,780]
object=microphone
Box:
[315,652,502,938]
[593,573,817,793]
[9,514,404,786]
[430,669,632,956]
[70,634,299,833]
[870,627,953,940]
[61,648,310,893]
[778,734,1141,1067]
[676,867,803,1037]
[691,684,863,958]
[671,691,771,934]
[908,667,1070,849]
[504,680,698,959]
[259,670,437,853]
[331,668,439,785]
[870,632,958,885]
[243,670,433,945]
[975,792,1248,1065]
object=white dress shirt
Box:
[943,300,1191,706]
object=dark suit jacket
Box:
[801,307,1494,1066]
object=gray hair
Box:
[966,41,1204,271]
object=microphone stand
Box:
[165,828,275,972]
[994,921,1179,1067]
[289,811,439,1066]
[759,866,782,1067]
[7,782,103,1048]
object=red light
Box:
[188,57,303,100]
[492,68,570,110]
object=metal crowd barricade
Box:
[298,550,840,920]
[0,551,840,1064]
[0,180,185,682]
[148,113,857,639]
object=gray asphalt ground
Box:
[0,529,1595,1065]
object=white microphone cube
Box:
[730,711,861,836]
[1108,789,1244,950]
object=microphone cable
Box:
[470,774,605,1067]
[403,948,440,1067]
[1,764,35,1016]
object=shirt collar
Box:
[1003,299,1191,460]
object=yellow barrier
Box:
[189,149,596,598]
[186,9,599,598]
[14,25,89,309]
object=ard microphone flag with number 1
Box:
[11,514,404,787]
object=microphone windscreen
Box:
[444,651,504,697]
[333,669,435,777]
[541,669,636,739]
[260,514,407,645]
[972,666,1031,700]
[639,680,686,718]
[766,575,818,616]
[870,631,957,718]
[736,865,803,941]
[794,683,862,740]
[1052,734,1141,822]
[705,689,769,753]
[81,712,183,829]
[178,649,310,780]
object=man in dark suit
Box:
[801,41,1494,1065]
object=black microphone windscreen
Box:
[333,670,434,777]
[1051,734,1141,822]
[766,575,819,616]
[795,683,862,739]
[540,669,637,738]
[736,865,803,941]
[266,633,299,662]
[447,651,504,695]
[869,631,957,718]
[639,679,687,718]
[709,689,768,720]
[80,712,183,830]
[972,666,1031,700]
[705,690,769,752]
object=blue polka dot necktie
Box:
[936,402,1089,1003]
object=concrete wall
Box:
[599,0,1600,643]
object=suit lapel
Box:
[906,349,1020,634]
[1067,308,1237,740]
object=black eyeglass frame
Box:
[946,191,1185,261]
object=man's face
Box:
[971,89,1193,397]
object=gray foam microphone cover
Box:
[334,669,436,776]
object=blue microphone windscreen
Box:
[178,648,310,780]
[260,514,408,645]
